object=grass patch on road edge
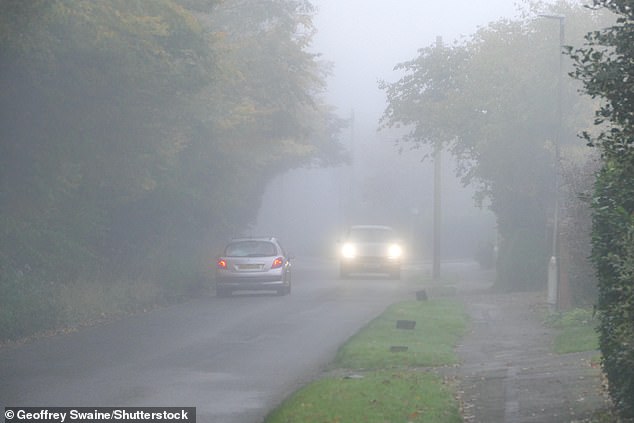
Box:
[335,300,466,369]
[265,370,461,423]
[264,299,467,423]
[545,308,599,354]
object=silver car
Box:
[339,225,403,279]
[215,237,292,296]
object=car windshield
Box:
[225,241,277,257]
[348,227,394,242]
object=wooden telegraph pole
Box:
[432,35,443,282]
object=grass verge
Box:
[265,370,462,423]
[335,300,466,369]
[0,273,204,344]
[265,299,467,423]
[545,308,599,354]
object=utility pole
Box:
[432,35,443,282]
[347,108,355,226]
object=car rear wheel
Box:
[277,283,291,296]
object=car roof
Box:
[349,225,393,231]
[229,237,280,243]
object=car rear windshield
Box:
[225,241,277,257]
[349,228,394,242]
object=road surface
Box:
[0,257,420,423]
[2,260,609,423]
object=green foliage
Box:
[560,151,600,305]
[380,2,607,291]
[495,228,548,291]
[567,0,634,418]
[591,161,634,420]
[0,0,343,341]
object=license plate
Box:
[238,264,261,270]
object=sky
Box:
[310,0,524,134]
[256,0,530,255]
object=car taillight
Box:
[217,259,227,269]
[271,257,284,269]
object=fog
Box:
[2,3,618,418]
[253,0,521,260]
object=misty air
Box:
[1,1,633,422]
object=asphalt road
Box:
[0,257,420,423]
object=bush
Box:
[560,152,600,305]
[592,163,634,419]
[496,227,548,291]
[568,1,634,417]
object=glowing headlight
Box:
[341,242,356,259]
[388,244,403,259]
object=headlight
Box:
[388,244,402,259]
[341,242,356,258]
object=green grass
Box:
[545,308,599,354]
[264,300,467,423]
[265,370,462,423]
[335,300,467,369]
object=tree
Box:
[0,0,344,340]
[568,0,634,418]
[380,2,608,291]
[0,0,213,274]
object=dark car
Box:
[215,237,292,296]
[339,225,403,279]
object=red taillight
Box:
[271,257,284,269]
[217,259,227,269]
